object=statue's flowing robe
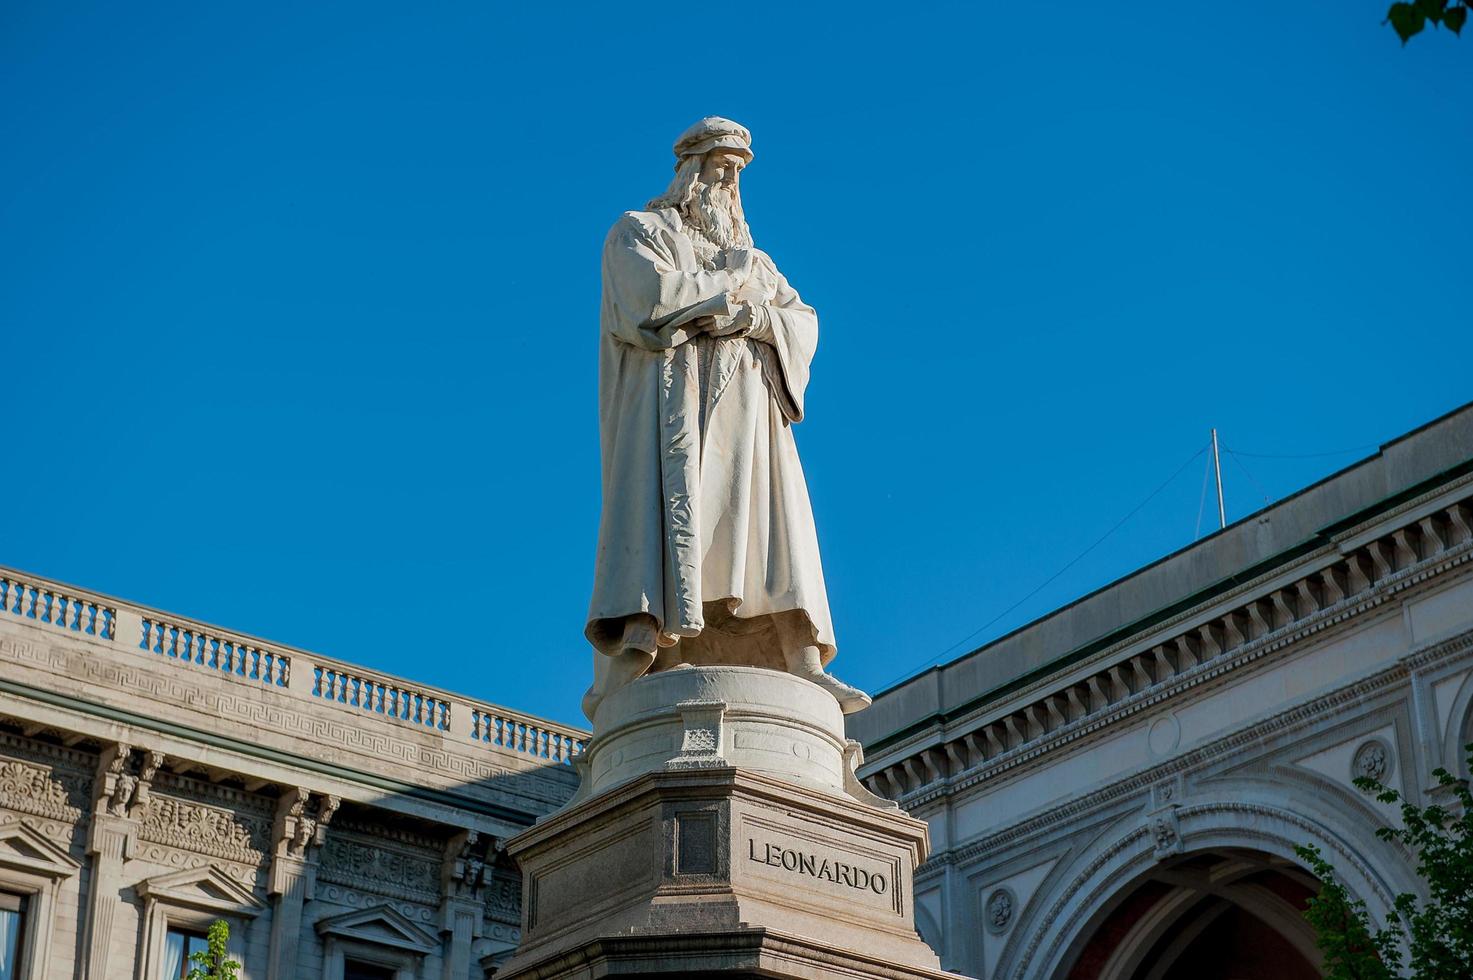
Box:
[586,208,835,670]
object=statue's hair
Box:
[647,153,752,252]
[647,155,704,211]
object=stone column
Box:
[81,744,160,980]
[267,788,339,980]
[440,830,491,980]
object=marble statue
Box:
[583,117,869,721]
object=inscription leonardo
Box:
[747,839,889,895]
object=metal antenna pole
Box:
[1211,428,1226,530]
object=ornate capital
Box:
[91,742,163,840]
[272,787,339,860]
[442,829,492,899]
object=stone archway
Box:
[1012,791,1411,980]
[1063,848,1321,980]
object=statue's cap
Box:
[673,116,753,165]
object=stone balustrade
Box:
[0,565,587,769]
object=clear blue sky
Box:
[3,2,1469,726]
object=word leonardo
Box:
[747,839,889,894]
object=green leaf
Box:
[1389,1,1427,40]
[1416,0,1446,24]
[1446,4,1467,33]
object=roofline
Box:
[863,400,1473,751]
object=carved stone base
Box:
[497,668,959,980]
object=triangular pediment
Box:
[314,903,438,953]
[0,818,81,879]
[137,864,265,917]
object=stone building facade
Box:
[0,566,585,979]
[6,405,1472,980]
[849,404,1473,979]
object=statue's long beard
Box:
[686,182,751,261]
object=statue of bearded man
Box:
[583,117,869,722]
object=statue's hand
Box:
[706,305,752,338]
[708,304,773,342]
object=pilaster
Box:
[440,829,492,980]
[266,787,338,980]
[81,743,160,980]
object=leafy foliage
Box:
[1386,0,1469,43]
[1296,744,1473,979]
[186,920,241,980]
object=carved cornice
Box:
[153,770,274,815]
[330,815,443,851]
[919,629,1473,874]
[0,731,95,770]
[871,502,1473,807]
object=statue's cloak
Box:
[585,208,835,669]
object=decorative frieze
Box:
[0,756,90,824]
[484,868,522,925]
[318,833,440,904]
[141,794,270,865]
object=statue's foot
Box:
[794,668,872,714]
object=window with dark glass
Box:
[344,960,396,980]
[161,926,209,980]
[0,892,26,980]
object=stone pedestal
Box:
[496,667,961,980]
